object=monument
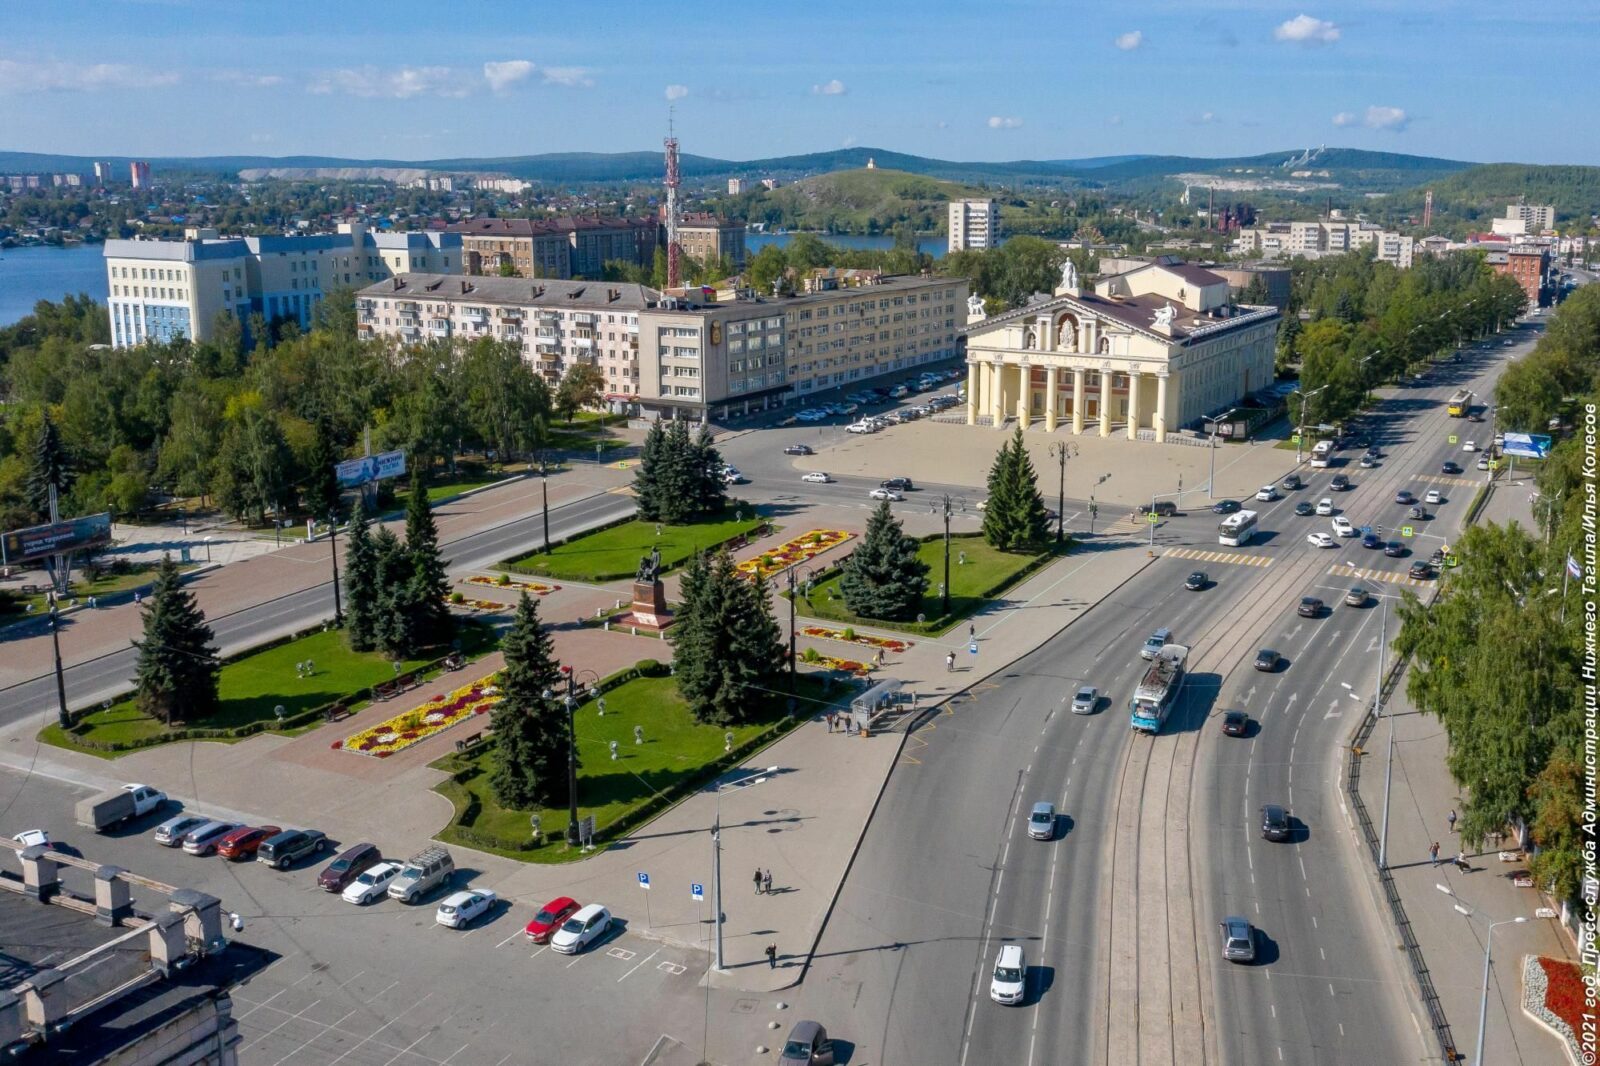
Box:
[624,547,673,630]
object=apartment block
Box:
[949,198,1000,252]
[1491,244,1550,308]
[727,178,745,195]
[677,213,747,269]
[1505,203,1556,232]
[130,161,151,189]
[1237,220,1412,268]
[450,216,658,280]
[92,161,114,184]
[105,222,460,347]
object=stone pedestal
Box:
[627,579,673,630]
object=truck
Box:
[75,784,166,832]
[1130,645,1189,734]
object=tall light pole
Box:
[540,456,551,553]
[1475,916,1528,1066]
[709,766,779,972]
[931,494,965,614]
[544,666,597,846]
[786,566,817,689]
[1292,384,1330,464]
[1206,407,1242,500]
[46,595,70,730]
[327,512,343,626]
[1047,441,1077,544]
[1375,601,1394,869]
[1089,473,1110,535]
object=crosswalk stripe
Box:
[1162,546,1271,568]
[1329,562,1429,588]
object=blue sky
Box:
[2,1,1594,164]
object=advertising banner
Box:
[335,450,407,488]
[1500,433,1551,459]
[2,512,113,565]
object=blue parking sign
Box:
[637,871,650,890]
[969,641,978,655]
[691,883,703,901]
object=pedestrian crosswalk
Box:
[1162,546,1272,568]
[1330,562,1432,588]
[1100,514,1147,535]
[1418,474,1484,488]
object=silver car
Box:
[1070,685,1099,714]
[154,814,210,847]
[1027,802,1056,840]
[1221,916,1256,962]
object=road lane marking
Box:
[494,928,523,948]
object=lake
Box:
[0,243,107,326]
[745,231,950,259]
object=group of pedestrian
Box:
[1429,809,1468,870]
[753,867,774,894]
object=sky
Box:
[1,0,1596,165]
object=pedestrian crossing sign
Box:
[1448,435,1458,444]
[1147,513,1159,524]
[1401,525,1414,537]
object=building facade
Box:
[129,161,151,188]
[105,223,460,347]
[1493,244,1551,307]
[449,216,658,280]
[949,198,1000,252]
[1236,220,1413,267]
[727,178,745,195]
[1211,263,1292,310]
[962,258,1279,442]
[1505,203,1556,232]
[677,213,747,268]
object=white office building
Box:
[949,198,1000,252]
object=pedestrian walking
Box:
[754,868,763,895]
[1455,850,1468,872]
[766,943,777,969]
[969,622,976,640]
[946,651,956,672]
[1429,841,1440,866]
[874,648,885,668]
[763,869,773,894]
[1447,809,1457,833]
[825,711,834,733]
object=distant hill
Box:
[1411,163,1600,221]
[753,168,984,233]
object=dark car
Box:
[1441,460,1461,475]
[1468,413,1484,423]
[1409,560,1435,580]
[1281,473,1302,491]
[1394,490,1415,505]
[1139,500,1178,517]
[1294,501,1315,517]
[1408,505,1427,521]
[256,829,329,870]
[1361,532,1382,549]
[1330,474,1350,491]
[784,444,814,456]
[1260,804,1291,842]
[1297,596,1323,618]
[1212,499,1241,515]
[1184,571,1208,591]
[777,1020,835,1066]
[318,842,382,892]
[1385,540,1407,557]
[1253,648,1282,672]
[880,476,914,492]
[1222,710,1249,737]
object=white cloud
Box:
[0,58,180,93]
[1331,110,1357,127]
[811,78,847,96]
[842,135,859,148]
[1274,14,1340,44]
[987,115,1023,129]
[311,65,466,99]
[1114,30,1144,51]
[664,83,689,101]
[211,71,284,88]
[1199,111,1216,123]
[1362,105,1409,130]
[483,60,534,92]
[541,66,594,88]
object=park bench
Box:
[454,731,484,753]
[323,704,351,723]
[371,681,400,701]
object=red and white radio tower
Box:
[1423,189,1434,230]
[664,120,682,289]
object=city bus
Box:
[1447,389,1473,418]
[1218,510,1259,546]
[1309,440,1334,467]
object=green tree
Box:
[304,417,343,522]
[25,413,73,521]
[488,592,570,809]
[840,500,929,620]
[342,498,378,651]
[132,555,220,724]
[633,420,666,522]
[656,419,696,524]
[370,526,413,658]
[981,428,1051,551]
[689,424,728,517]
[400,467,452,648]
[671,550,785,725]
[554,363,606,423]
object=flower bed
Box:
[340,676,500,757]
[735,529,852,582]
[798,649,872,676]
[798,625,913,653]
[465,575,560,595]
[445,596,513,612]
[1523,954,1585,1060]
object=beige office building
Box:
[949,198,1000,252]
[962,258,1278,442]
[678,213,747,268]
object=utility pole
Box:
[540,456,551,552]
[47,595,70,730]
[709,767,779,972]
[327,512,343,626]
[1376,602,1395,869]
[786,566,798,688]
[1048,441,1077,544]
[931,494,964,614]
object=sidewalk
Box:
[1353,469,1573,1066]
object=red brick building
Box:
[1490,244,1550,308]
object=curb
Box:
[0,561,223,637]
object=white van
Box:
[1255,484,1278,501]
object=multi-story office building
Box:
[129,161,151,189]
[105,222,460,347]
[1505,203,1556,232]
[1492,244,1551,308]
[450,216,658,279]
[677,213,747,269]
[358,271,965,421]
[949,198,1000,252]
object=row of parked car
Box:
[792,367,965,423]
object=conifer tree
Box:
[489,592,570,809]
[691,423,728,517]
[633,421,666,521]
[982,428,1051,551]
[133,556,220,724]
[840,500,930,620]
[371,526,413,658]
[657,419,694,523]
[304,417,343,523]
[26,413,73,521]
[343,497,378,651]
[671,550,785,725]
[401,467,452,647]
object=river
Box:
[0,243,107,326]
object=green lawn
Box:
[505,512,767,582]
[433,673,833,862]
[796,534,1062,636]
[397,476,506,504]
[41,622,495,753]
[2,562,194,617]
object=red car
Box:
[525,896,580,943]
[216,825,281,861]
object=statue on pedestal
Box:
[1059,259,1078,292]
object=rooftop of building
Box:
[445,215,655,238]
[966,287,1277,346]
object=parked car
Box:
[1424,489,1443,505]
[869,488,903,502]
[1221,916,1257,962]
[1293,501,1315,517]
[343,861,403,905]
[1297,596,1324,618]
[1070,685,1099,715]
[154,814,210,848]
[1331,517,1355,537]
[1260,805,1291,842]
[1306,532,1335,549]
[1345,586,1368,607]
[1221,710,1249,737]
[989,943,1027,1005]
[1330,474,1350,491]
[387,845,455,903]
[216,825,281,861]
[1212,499,1241,515]
[318,843,381,892]
[75,784,166,832]
[1254,648,1282,672]
[13,829,50,854]
[801,472,832,483]
[436,888,497,929]
[846,421,875,434]
[1184,571,1208,590]
[1140,627,1173,659]
[777,1020,835,1066]
[255,829,328,869]
[1027,802,1056,841]
[525,896,582,944]
[181,821,241,857]
[551,902,612,954]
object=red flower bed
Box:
[1539,956,1585,1035]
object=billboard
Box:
[1501,433,1551,459]
[335,450,407,488]
[2,512,113,565]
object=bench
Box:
[453,731,485,753]
[398,673,418,691]
[444,652,465,671]
[323,704,351,723]
[372,681,400,701]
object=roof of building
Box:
[965,288,1278,346]
[361,273,661,310]
[446,215,656,238]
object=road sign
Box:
[1401,525,1415,538]
[1147,513,1159,524]
[1291,434,1302,444]
[637,871,651,890]
[1447,435,1458,445]
[968,641,978,655]
[691,883,704,902]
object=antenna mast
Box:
[664,112,682,289]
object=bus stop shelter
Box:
[850,678,904,734]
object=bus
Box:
[1130,645,1188,734]
[1219,510,1259,546]
[1447,389,1473,418]
[1310,440,1334,467]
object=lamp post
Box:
[1088,473,1110,536]
[1206,407,1242,500]
[709,765,780,972]
[327,511,343,626]
[1291,384,1330,464]
[540,455,551,553]
[930,494,965,614]
[46,595,70,730]
[1047,441,1077,544]
[1475,916,1529,1066]
[787,566,818,688]
[544,666,598,846]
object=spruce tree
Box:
[691,423,728,517]
[343,498,377,651]
[840,501,930,620]
[401,468,453,647]
[982,429,1050,551]
[371,526,414,658]
[657,419,694,523]
[633,421,666,521]
[671,551,785,725]
[489,592,571,810]
[25,414,73,522]
[304,418,343,524]
[668,550,716,712]
[133,556,220,724]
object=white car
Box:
[869,488,903,502]
[1306,531,1335,549]
[721,467,745,484]
[342,861,403,905]
[801,472,832,484]
[846,421,875,434]
[435,887,497,929]
[796,409,827,423]
[1070,685,1099,715]
[551,903,612,954]
[1315,497,1334,516]
[1424,489,1443,505]
[1255,485,1278,501]
[1461,440,1477,452]
[1331,516,1356,537]
[990,943,1027,1005]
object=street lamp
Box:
[785,565,818,688]
[543,666,599,846]
[708,765,780,972]
[1047,441,1078,544]
[1344,600,1394,867]
[45,595,70,730]
[327,511,343,626]
[1205,407,1242,500]
[1475,916,1529,1066]
[539,455,551,553]
[930,494,966,614]
[1290,385,1331,464]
